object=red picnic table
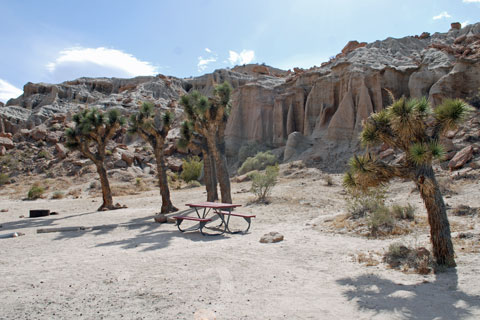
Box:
[173,202,255,236]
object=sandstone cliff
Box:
[1,22,480,170]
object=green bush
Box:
[180,156,203,183]
[249,165,279,202]
[238,151,278,175]
[345,187,386,219]
[238,142,266,164]
[0,173,9,186]
[28,185,45,200]
[38,150,52,159]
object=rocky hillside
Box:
[1,22,480,176]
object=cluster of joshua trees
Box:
[65,83,233,213]
[66,82,471,267]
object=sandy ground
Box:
[1,167,480,320]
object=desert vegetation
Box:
[179,82,233,203]
[65,108,125,211]
[344,97,472,267]
[128,102,178,213]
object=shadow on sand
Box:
[337,270,480,319]
[51,214,228,251]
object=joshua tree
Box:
[178,120,218,202]
[344,97,472,267]
[179,83,232,203]
[65,108,125,211]
[129,102,178,213]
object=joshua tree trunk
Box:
[203,150,218,202]
[154,147,178,213]
[415,165,456,267]
[95,161,114,211]
[207,138,232,204]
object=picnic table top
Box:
[185,202,242,209]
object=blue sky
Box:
[0,0,479,102]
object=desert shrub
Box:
[249,164,279,202]
[238,142,266,164]
[38,150,52,159]
[391,204,415,220]
[167,171,182,190]
[239,151,278,175]
[28,185,45,200]
[384,242,434,274]
[345,186,386,219]
[0,173,9,186]
[368,206,395,236]
[51,191,65,199]
[180,156,203,183]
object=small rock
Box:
[235,173,253,183]
[167,157,183,172]
[260,232,284,243]
[450,22,461,30]
[113,159,128,169]
[194,309,216,320]
[54,143,68,159]
[449,145,473,170]
[30,124,48,141]
[0,209,8,212]
[118,149,134,166]
[154,214,167,223]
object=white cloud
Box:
[197,48,219,72]
[228,50,255,65]
[433,11,451,20]
[461,20,470,27]
[197,56,217,72]
[0,79,22,103]
[463,0,480,3]
[46,47,158,82]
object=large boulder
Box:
[0,137,14,150]
[283,132,313,161]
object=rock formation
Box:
[1,22,480,171]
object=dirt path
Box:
[1,173,480,319]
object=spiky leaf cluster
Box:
[65,108,125,151]
[347,97,471,191]
[128,102,173,140]
[179,82,232,126]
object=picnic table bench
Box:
[173,202,255,235]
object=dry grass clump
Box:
[51,191,65,199]
[356,251,380,266]
[383,242,434,274]
[333,186,419,237]
[134,178,150,191]
[67,188,81,199]
[324,174,334,186]
[449,205,478,216]
[112,184,140,196]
